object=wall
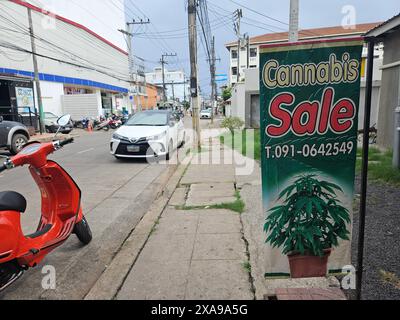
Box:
[230,82,246,121]
[0,1,130,118]
[145,85,160,110]
[39,81,64,115]
[244,68,260,128]
[229,45,259,85]
[0,2,129,89]
[377,30,400,149]
[358,81,381,131]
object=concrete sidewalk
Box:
[86,130,346,300]
[115,136,255,300]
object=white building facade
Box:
[145,67,189,102]
[0,0,132,121]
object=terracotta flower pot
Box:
[288,249,331,279]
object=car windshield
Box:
[126,112,168,126]
[44,112,58,119]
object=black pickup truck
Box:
[0,116,30,154]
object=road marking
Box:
[77,148,94,155]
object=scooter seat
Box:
[0,191,27,213]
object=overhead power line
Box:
[0,40,130,83]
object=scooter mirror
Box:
[57,114,71,127]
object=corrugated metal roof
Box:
[226,22,381,48]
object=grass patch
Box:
[175,191,245,214]
[242,261,252,273]
[220,129,261,161]
[379,270,400,289]
[356,147,400,186]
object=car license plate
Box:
[127,145,140,153]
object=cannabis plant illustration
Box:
[264,174,351,257]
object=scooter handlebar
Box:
[58,138,75,148]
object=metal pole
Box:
[289,0,299,42]
[211,36,216,124]
[235,9,242,83]
[393,72,400,168]
[246,34,250,69]
[356,39,375,301]
[188,0,201,149]
[161,53,177,103]
[237,38,240,83]
[161,56,167,102]
[172,81,175,103]
[184,76,187,102]
[27,8,44,134]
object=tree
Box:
[222,87,232,101]
[221,116,244,148]
[182,101,190,110]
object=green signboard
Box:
[260,38,364,278]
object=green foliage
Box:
[264,174,350,257]
[220,129,261,161]
[175,192,245,214]
[182,101,190,110]
[222,87,232,101]
[221,117,245,135]
[356,147,400,186]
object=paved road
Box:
[0,122,191,299]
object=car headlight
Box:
[113,133,126,140]
[147,131,167,141]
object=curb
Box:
[84,155,193,300]
[31,133,80,143]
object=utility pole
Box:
[160,53,177,102]
[119,19,150,112]
[27,8,44,134]
[289,0,299,42]
[172,81,175,103]
[246,34,250,69]
[234,9,243,83]
[208,36,220,124]
[183,76,187,102]
[210,37,216,124]
[188,0,201,149]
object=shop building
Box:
[0,0,131,122]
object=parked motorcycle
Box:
[0,115,92,292]
[109,118,122,130]
[94,118,111,131]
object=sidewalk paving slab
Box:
[192,233,246,261]
[168,187,187,207]
[185,260,254,300]
[117,259,191,300]
[181,164,235,185]
[116,205,254,300]
[197,211,242,234]
[186,182,237,207]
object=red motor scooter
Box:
[0,115,92,292]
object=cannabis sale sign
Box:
[260,38,364,278]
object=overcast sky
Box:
[126,0,399,96]
[30,0,400,96]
